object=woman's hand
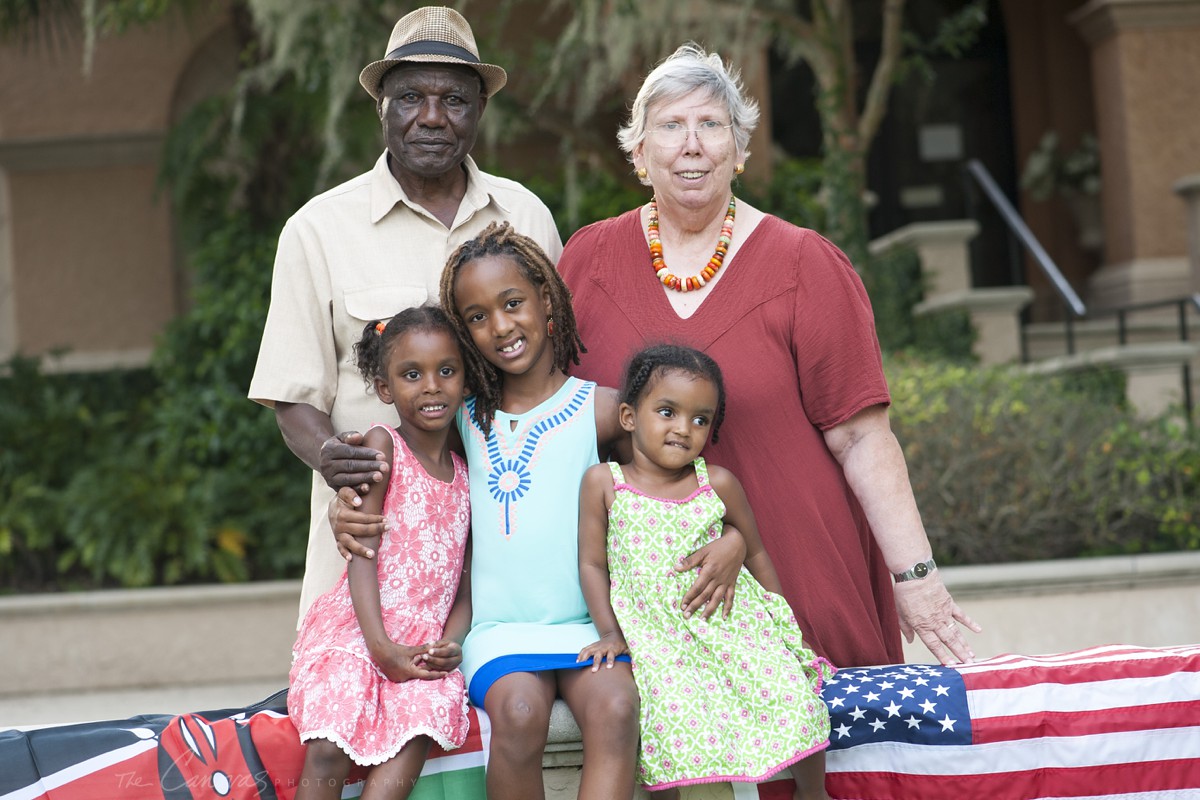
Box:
[677,525,746,619]
[329,486,385,561]
[893,574,981,665]
[577,632,629,672]
[371,641,452,683]
[420,639,463,673]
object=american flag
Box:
[738,643,1200,800]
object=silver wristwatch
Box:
[892,557,937,582]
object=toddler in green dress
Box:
[578,344,833,800]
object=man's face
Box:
[378,63,487,183]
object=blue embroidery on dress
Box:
[466,382,592,538]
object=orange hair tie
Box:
[375,321,386,335]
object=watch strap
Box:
[892,557,937,583]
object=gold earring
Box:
[636,167,648,180]
[735,163,745,175]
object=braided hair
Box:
[439,221,585,434]
[351,305,459,391]
[621,344,727,444]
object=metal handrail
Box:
[965,159,1087,317]
[963,160,1197,422]
[1087,293,1200,319]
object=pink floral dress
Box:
[288,425,470,765]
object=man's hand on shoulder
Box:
[319,430,388,493]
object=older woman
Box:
[558,43,978,668]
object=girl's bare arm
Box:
[707,465,784,595]
[577,463,628,669]
[348,427,446,681]
[347,427,394,658]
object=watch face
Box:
[913,562,929,578]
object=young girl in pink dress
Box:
[288,306,472,800]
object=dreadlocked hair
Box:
[352,305,458,392]
[621,343,727,444]
[439,221,585,434]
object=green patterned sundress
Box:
[605,459,832,791]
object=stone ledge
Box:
[939,550,1200,599]
[0,581,300,697]
[3,551,1198,697]
[1024,341,1200,373]
[913,286,1034,315]
[867,220,980,254]
[1024,315,1200,342]
[1,579,302,616]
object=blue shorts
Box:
[468,652,633,707]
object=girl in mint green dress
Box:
[578,344,834,800]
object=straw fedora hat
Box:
[359,6,507,100]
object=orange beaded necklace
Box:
[648,196,736,292]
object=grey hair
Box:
[618,42,760,184]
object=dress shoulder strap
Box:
[607,462,625,484]
[693,457,710,487]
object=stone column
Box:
[0,170,14,363]
[1070,0,1200,308]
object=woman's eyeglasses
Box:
[649,120,733,146]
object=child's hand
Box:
[372,642,450,683]
[420,639,463,674]
[576,632,629,672]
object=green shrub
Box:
[888,355,1199,563]
[146,222,310,581]
[1081,417,1200,552]
[0,359,156,590]
[740,157,827,233]
[518,168,647,242]
[0,222,309,592]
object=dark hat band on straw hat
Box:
[385,40,480,64]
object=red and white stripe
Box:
[739,644,1200,800]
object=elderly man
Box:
[249,7,561,621]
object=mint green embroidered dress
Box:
[605,459,831,790]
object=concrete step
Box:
[1022,313,1200,416]
[1024,309,1200,361]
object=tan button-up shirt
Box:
[249,152,562,621]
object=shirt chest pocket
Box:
[342,285,434,329]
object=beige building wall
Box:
[8,163,172,357]
[0,6,232,369]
